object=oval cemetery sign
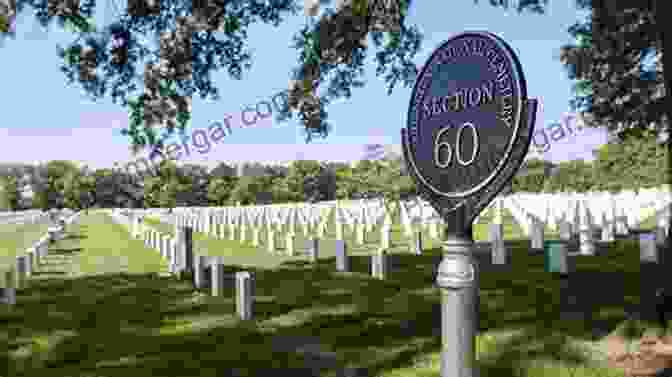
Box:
[406,32,528,199]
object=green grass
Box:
[637,208,665,231]
[0,210,648,377]
[71,214,168,276]
[137,209,641,376]
[0,219,52,267]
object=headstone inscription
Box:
[401,32,536,377]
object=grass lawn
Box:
[0,219,52,269]
[0,209,650,377]
[638,206,669,231]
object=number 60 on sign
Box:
[433,122,480,168]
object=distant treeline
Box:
[0,157,415,211]
[512,132,667,193]
[0,133,666,211]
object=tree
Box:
[352,159,374,199]
[91,168,123,207]
[359,156,415,209]
[30,163,49,210]
[93,166,145,208]
[254,174,280,204]
[316,164,337,201]
[142,170,172,208]
[264,164,290,179]
[559,1,667,142]
[142,161,196,208]
[512,158,554,193]
[207,175,238,205]
[279,160,324,202]
[0,165,32,209]
[62,167,96,209]
[230,175,269,205]
[4,0,549,154]
[0,0,15,36]
[591,131,667,192]
[32,160,80,210]
[333,163,358,199]
[268,175,295,203]
[543,159,596,193]
[0,175,20,211]
[179,164,211,205]
[210,162,237,179]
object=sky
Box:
[0,0,609,171]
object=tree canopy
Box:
[4,0,665,149]
[0,175,20,210]
[559,0,668,142]
[3,0,550,153]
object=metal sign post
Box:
[402,31,537,377]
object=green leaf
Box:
[0,14,11,33]
[223,17,240,34]
[64,15,96,33]
[352,0,369,17]
[386,31,401,49]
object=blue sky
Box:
[0,0,607,171]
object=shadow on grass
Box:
[46,247,83,256]
[58,234,88,241]
[1,237,643,377]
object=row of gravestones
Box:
[134,201,633,281]
[142,198,433,248]
[161,209,418,273]
[508,191,669,244]
[178,209,533,276]
[144,196,479,256]
[0,209,45,218]
[162,186,661,243]
[120,184,670,278]
[139,187,665,244]
[0,210,49,226]
[505,193,671,265]
[109,210,403,320]
[128,207,403,265]
[111,201,670,323]
[109,210,257,320]
[129,212,591,328]
[500,192,671,327]
[0,211,80,306]
[185,194,668,273]
[173,212,402,256]
[508,187,669,235]
[149,203,552,276]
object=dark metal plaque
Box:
[402,32,536,230]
